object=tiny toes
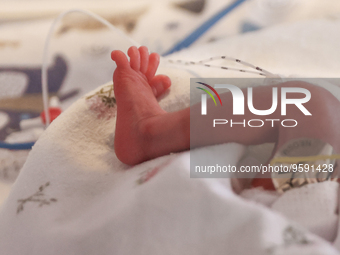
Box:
[139,46,149,74]
[111,50,130,69]
[127,46,140,71]
[150,75,171,97]
[145,53,160,81]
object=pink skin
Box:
[111,46,173,165]
[112,46,340,189]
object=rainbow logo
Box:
[196,82,222,106]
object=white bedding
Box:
[1,9,340,255]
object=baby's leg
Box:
[112,46,340,167]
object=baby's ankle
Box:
[114,114,163,165]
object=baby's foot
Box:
[111,46,171,165]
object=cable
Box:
[167,55,279,77]
[0,141,35,150]
[162,0,248,56]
